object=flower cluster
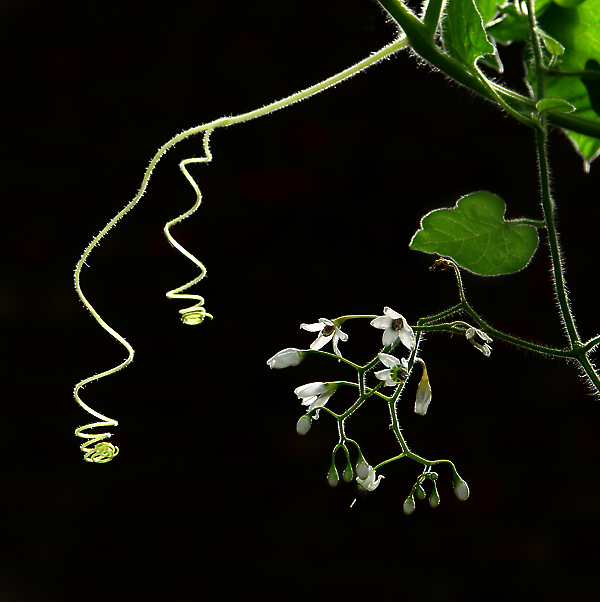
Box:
[266,306,470,510]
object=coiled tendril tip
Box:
[180,306,213,326]
[84,442,120,464]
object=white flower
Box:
[294,382,338,418]
[356,464,384,492]
[370,307,415,350]
[375,353,409,387]
[300,318,348,357]
[267,348,305,369]
[415,362,432,415]
[465,327,493,357]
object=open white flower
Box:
[267,348,305,369]
[300,318,348,357]
[370,307,415,351]
[356,464,384,492]
[294,382,338,418]
[465,327,493,357]
[375,353,409,387]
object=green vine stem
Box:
[376,0,600,140]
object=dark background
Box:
[3,0,600,600]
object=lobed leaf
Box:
[409,191,540,276]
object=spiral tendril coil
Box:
[164,130,213,325]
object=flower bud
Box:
[454,479,470,501]
[415,361,432,415]
[403,495,416,515]
[416,484,426,500]
[343,463,354,483]
[465,328,492,357]
[267,348,305,369]
[328,465,339,487]
[296,415,311,435]
[356,461,370,480]
[429,483,440,508]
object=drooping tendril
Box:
[73,36,409,462]
[164,130,214,325]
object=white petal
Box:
[399,325,416,351]
[308,390,333,412]
[294,382,328,398]
[301,322,324,332]
[383,307,402,320]
[378,353,400,368]
[383,328,399,347]
[370,316,392,330]
[375,368,392,381]
[335,327,349,342]
[310,332,333,350]
[318,318,334,326]
[332,336,342,357]
[301,395,318,407]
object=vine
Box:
[74,0,600,519]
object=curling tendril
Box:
[73,36,408,461]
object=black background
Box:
[3,0,600,600]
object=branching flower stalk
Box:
[269,309,472,511]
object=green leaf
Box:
[537,97,576,111]
[409,191,540,276]
[487,9,530,44]
[581,59,600,115]
[486,0,556,45]
[532,0,600,166]
[553,0,587,7]
[538,29,565,55]
[442,0,496,67]
[474,0,502,25]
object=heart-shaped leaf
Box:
[409,191,540,275]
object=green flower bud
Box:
[403,495,416,515]
[356,461,370,481]
[343,463,354,483]
[429,483,440,508]
[454,479,470,501]
[328,465,339,487]
[296,415,311,435]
